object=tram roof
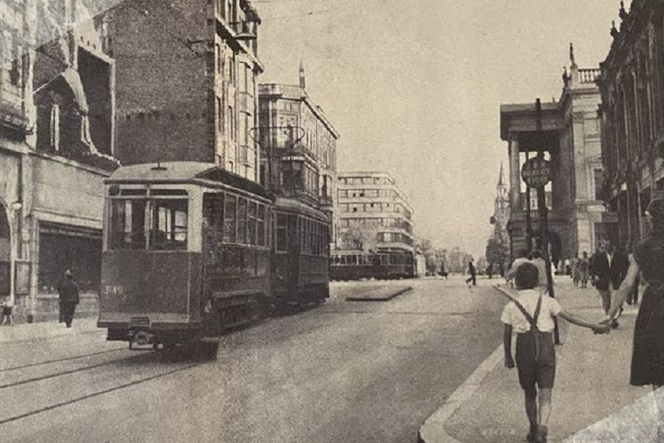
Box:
[274,197,329,222]
[107,162,273,200]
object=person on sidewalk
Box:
[590,242,628,328]
[569,253,579,288]
[57,270,80,328]
[606,198,664,390]
[578,251,590,288]
[465,258,476,288]
[502,262,610,443]
[1,296,13,326]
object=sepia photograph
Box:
[1,0,664,442]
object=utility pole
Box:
[535,98,560,345]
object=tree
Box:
[339,220,380,252]
[485,237,509,267]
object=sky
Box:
[254,0,628,258]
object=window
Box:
[247,201,257,245]
[594,168,603,201]
[151,199,188,250]
[216,96,223,132]
[276,214,288,253]
[237,197,247,244]
[216,44,222,73]
[224,194,237,243]
[110,199,148,250]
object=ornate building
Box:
[257,65,339,222]
[598,0,664,247]
[500,46,608,261]
[1,0,119,322]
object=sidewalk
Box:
[419,278,655,443]
[0,317,100,344]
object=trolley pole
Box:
[535,98,560,345]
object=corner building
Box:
[258,66,339,228]
[336,172,414,253]
[106,0,263,182]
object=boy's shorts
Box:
[515,331,556,390]
[2,306,12,316]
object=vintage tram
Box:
[329,250,415,281]
[98,162,330,349]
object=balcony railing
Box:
[578,68,601,84]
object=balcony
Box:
[578,68,601,84]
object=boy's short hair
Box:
[515,262,539,290]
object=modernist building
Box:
[1,0,118,322]
[106,0,263,182]
[501,47,608,261]
[258,64,339,219]
[335,172,414,253]
[598,0,664,247]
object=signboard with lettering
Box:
[521,157,551,188]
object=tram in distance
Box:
[329,250,415,281]
[98,162,330,350]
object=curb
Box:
[417,285,511,443]
[346,286,413,302]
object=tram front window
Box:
[110,199,188,250]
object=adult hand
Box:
[592,323,611,335]
[504,356,515,369]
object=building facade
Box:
[500,47,608,261]
[335,172,414,253]
[598,0,664,248]
[257,65,339,222]
[1,0,119,322]
[106,0,263,182]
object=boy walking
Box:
[1,296,13,325]
[501,263,609,443]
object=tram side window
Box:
[224,195,237,243]
[110,199,147,250]
[151,199,188,250]
[257,204,265,246]
[276,214,288,253]
[237,197,247,244]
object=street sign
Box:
[521,157,551,188]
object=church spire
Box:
[299,60,306,89]
[497,162,505,187]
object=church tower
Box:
[492,163,510,248]
[299,60,306,89]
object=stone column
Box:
[509,133,521,211]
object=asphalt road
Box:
[1,276,506,443]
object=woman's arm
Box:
[607,258,641,319]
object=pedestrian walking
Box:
[577,251,590,288]
[465,258,476,288]
[569,254,579,287]
[606,198,664,391]
[625,244,639,305]
[1,296,13,326]
[590,242,628,328]
[57,270,80,328]
[502,263,609,443]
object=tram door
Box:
[0,206,10,296]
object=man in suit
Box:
[590,242,629,328]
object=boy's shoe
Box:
[536,425,548,443]
[527,424,538,443]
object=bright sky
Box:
[256,0,625,258]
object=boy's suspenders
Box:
[508,292,544,360]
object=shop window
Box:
[39,231,101,294]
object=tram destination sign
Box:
[521,157,551,188]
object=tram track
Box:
[0,360,203,426]
[0,348,126,373]
[0,353,145,390]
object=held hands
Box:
[504,355,515,369]
[591,322,611,335]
